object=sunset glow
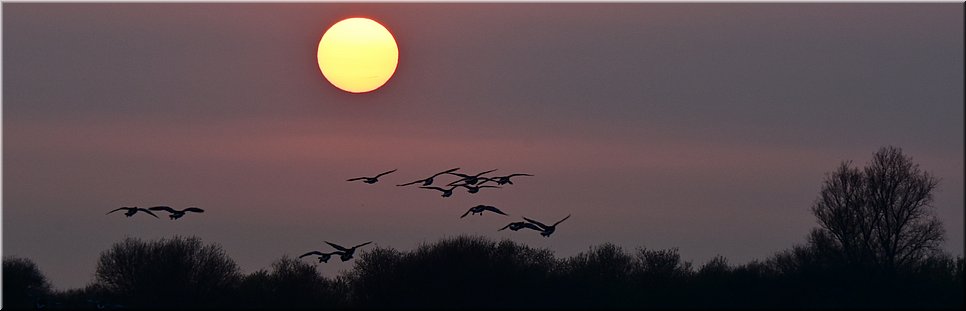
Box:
[317,17,399,93]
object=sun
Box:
[317,17,399,94]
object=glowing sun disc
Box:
[317,17,399,93]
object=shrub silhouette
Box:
[3,256,52,309]
[343,235,557,308]
[6,233,964,309]
[235,256,344,309]
[93,235,240,308]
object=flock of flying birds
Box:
[106,168,569,265]
[106,206,204,220]
[289,168,571,264]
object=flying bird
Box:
[106,207,158,218]
[488,173,534,185]
[454,183,501,194]
[524,214,572,237]
[148,206,205,220]
[461,205,509,218]
[298,250,344,263]
[447,169,497,186]
[396,167,460,187]
[420,186,457,197]
[347,169,397,184]
[325,241,372,261]
[498,221,544,232]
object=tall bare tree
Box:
[811,146,944,271]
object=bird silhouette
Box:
[347,169,397,184]
[498,221,544,232]
[523,214,571,237]
[106,207,158,218]
[325,241,372,261]
[453,183,501,194]
[420,185,457,197]
[396,167,460,187]
[447,169,497,186]
[298,250,344,263]
[461,205,509,218]
[488,173,534,185]
[148,206,205,220]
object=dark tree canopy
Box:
[3,257,52,308]
[811,146,944,272]
[94,235,241,308]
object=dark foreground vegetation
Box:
[3,234,963,309]
[4,146,963,309]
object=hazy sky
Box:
[3,3,963,290]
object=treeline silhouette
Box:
[3,234,963,309]
[4,146,963,309]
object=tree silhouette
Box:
[3,257,52,308]
[811,146,945,272]
[93,235,241,308]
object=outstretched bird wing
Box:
[498,223,514,231]
[523,217,550,230]
[325,241,350,252]
[507,173,534,178]
[148,206,176,213]
[474,169,498,177]
[106,207,128,215]
[484,206,508,216]
[346,177,368,181]
[460,209,472,218]
[396,179,425,187]
[299,251,324,258]
[374,169,397,178]
[138,208,160,218]
[352,241,373,249]
[447,172,471,178]
[432,167,461,177]
[183,207,205,213]
[553,214,572,226]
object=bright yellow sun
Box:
[317,17,399,94]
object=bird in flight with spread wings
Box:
[523,214,572,237]
[460,205,509,218]
[148,206,205,220]
[106,207,158,218]
[347,169,397,184]
[487,173,534,185]
[324,241,372,261]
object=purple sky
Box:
[3,3,963,290]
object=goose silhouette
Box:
[106,207,158,218]
[347,169,397,184]
[489,173,534,185]
[524,214,571,237]
[447,169,497,186]
[298,250,343,263]
[148,206,205,220]
[454,183,501,194]
[420,185,457,197]
[397,167,460,187]
[325,241,372,261]
[460,205,509,218]
[498,221,544,232]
